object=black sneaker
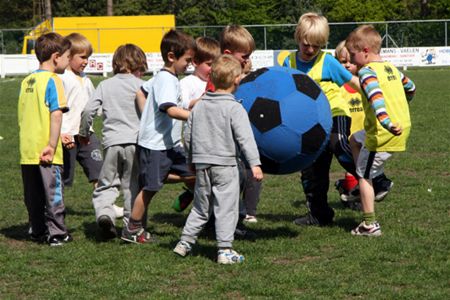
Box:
[234,222,256,241]
[47,234,72,246]
[98,215,117,240]
[293,212,333,226]
[30,232,48,244]
[374,180,394,202]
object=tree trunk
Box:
[44,0,52,20]
[107,0,114,16]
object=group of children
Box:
[18,12,415,262]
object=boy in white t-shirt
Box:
[180,36,221,110]
[60,33,124,219]
[171,36,221,212]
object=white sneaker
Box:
[351,221,382,237]
[173,240,192,257]
[243,215,258,223]
[217,249,245,264]
[113,204,124,218]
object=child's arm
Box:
[136,88,147,113]
[40,109,63,164]
[400,72,416,102]
[251,166,263,181]
[359,67,402,136]
[79,85,103,143]
[166,106,189,121]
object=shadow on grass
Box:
[82,221,122,243]
[0,223,29,241]
[152,212,188,228]
[158,240,220,262]
[65,206,93,217]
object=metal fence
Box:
[1,19,449,54]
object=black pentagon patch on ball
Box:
[259,154,281,174]
[301,124,326,154]
[248,97,281,133]
[240,67,269,84]
[292,74,322,100]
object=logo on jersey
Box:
[348,97,363,113]
[384,65,397,81]
[25,77,36,93]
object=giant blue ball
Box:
[234,66,332,174]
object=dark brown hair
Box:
[34,32,71,63]
[112,44,148,74]
[160,29,195,63]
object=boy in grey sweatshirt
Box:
[173,54,263,264]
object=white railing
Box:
[1,47,449,78]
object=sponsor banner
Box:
[2,47,450,78]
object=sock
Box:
[363,212,376,225]
[343,173,358,191]
[128,218,142,231]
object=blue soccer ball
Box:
[234,66,332,174]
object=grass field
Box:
[0,68,449,299]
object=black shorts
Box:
[138,145,194,192]
[63,133,103,186]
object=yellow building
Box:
[23,15,175,54]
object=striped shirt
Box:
[359,66,416,131]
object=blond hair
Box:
[294,12,329,47]
[346,25,382,54]
[334,40,348,59]
[65,32,93,57]
[194,36,220,64]
[220,25,255,54]
[210,54,242,90]
[112,44,148,74]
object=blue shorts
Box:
[138,145,194,192]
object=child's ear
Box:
[167,51,176,63]
[223,49,232,55]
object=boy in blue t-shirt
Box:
[121,30,196,244]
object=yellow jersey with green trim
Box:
[363,62,411,152]
[18,70,68,165]
[285,51,351,118]
[341,84,365,135]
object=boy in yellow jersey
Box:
[18,32,72,246]
[334,41,394,209]
[283,12,360,226]
[346,25,416,236]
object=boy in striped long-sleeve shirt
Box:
[346,25,416,236]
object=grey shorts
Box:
[138,145,194,192]
[356,146,392,179]
[63,133,103,186]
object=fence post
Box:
[385,23,389,48]
[446,21,448,47]
[264,26,267,50]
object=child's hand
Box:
[78,135,90,145]
[251,166,263,181]
[39,146,55,164]
[390,123,403,136]
[61,134,75,149]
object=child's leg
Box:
[21,165,47,237]
[242,169,262,217]
[118,144,139,220]
[359,177,375,215]
[180,168,213,245]
[92,146,121,223]
[329,116,357,176]
[62,146,77,187]
[212,165,240,249]
[39,165,68,238]
[129,189,156,228]
[75,133,103,187]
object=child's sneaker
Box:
[243,214,258,223]
[172,187,194,212]
[98,215,117,240]
[121,227,157,244]
[374,180,394,202]
[351,221,382,237]
[173,240,192,257]
[47,234,72,246]
[217,249,245,264]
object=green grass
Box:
[0,69,449,299]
